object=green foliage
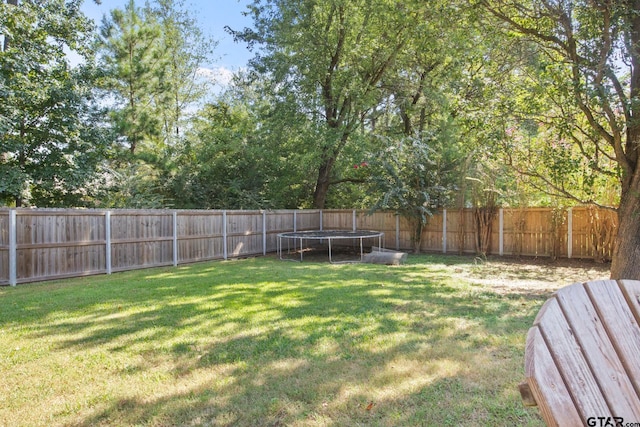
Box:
[236,0,453,208]
[0,0,110,207]
[145,0,215,144]
[97,0,166,155]
[95,0,216,208]
[502,119,620,207]
[98,162,169,208]
[168,100,271,209]
[369,132,459,251]
[3,0,632,217]
[478,0,634,210]
[154,70,327,210]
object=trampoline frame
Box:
[277,230,384,263]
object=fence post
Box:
[262,210,267,256]
[567,208,573,259]
[293,210,297,232]
[223,210,228,260]
[319,210,323,231]
[173,211,178,267]
[499,208,504,256]
[9,209,16,286]
[442,209,447,254]
[353,209,357,231]
[395,214,400,250]
[105,211,112,275]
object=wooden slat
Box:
[322,210,354,230]
[14,209,106,217]
[535,297,610,420]
[586,280,640,401]
[16,241,107,250]
[177,234,223,241]
[556,281,640,419]
[111,237,174,245]
[15,269,107,284]
[621,280,640,331]
[525,327,582,427]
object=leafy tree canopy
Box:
[0,0,110,207]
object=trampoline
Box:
[277,230,384,263]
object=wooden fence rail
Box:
[0,207,616,286]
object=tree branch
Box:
[329,177,366,185]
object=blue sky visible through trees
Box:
[80,0,253,89]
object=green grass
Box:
[0,254,593,426]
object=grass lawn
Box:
[0,254,610,426]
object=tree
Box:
[0,0,110,207]
[97,0,166,155]
[96,0,216,208]
[480,0,640,278]
[168,100,270,209]
[168,74,317,209]
[370,133,459,253]
[145,0,215,144]
[235,0,435,208]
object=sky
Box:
[81,0,255,88]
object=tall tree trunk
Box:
[312,158,334,209]
[610,161,640,279]
[412,219,423,254]
[311,131,350,209]
[611,7,640,279]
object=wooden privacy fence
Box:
[321,207,617,260]
[0,206,617,285]
[0,209,320,286]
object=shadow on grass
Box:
[1,256,546,426]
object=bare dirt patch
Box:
[452,255,611,296]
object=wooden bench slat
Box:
[536,297,610,419]
[556,281,640,419]
[586,280,640,405]
[525,327,583,427]
[620,280,640,325]
[620,280,640,397]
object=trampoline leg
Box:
[300,238,303,262]
[329,238,333,263]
